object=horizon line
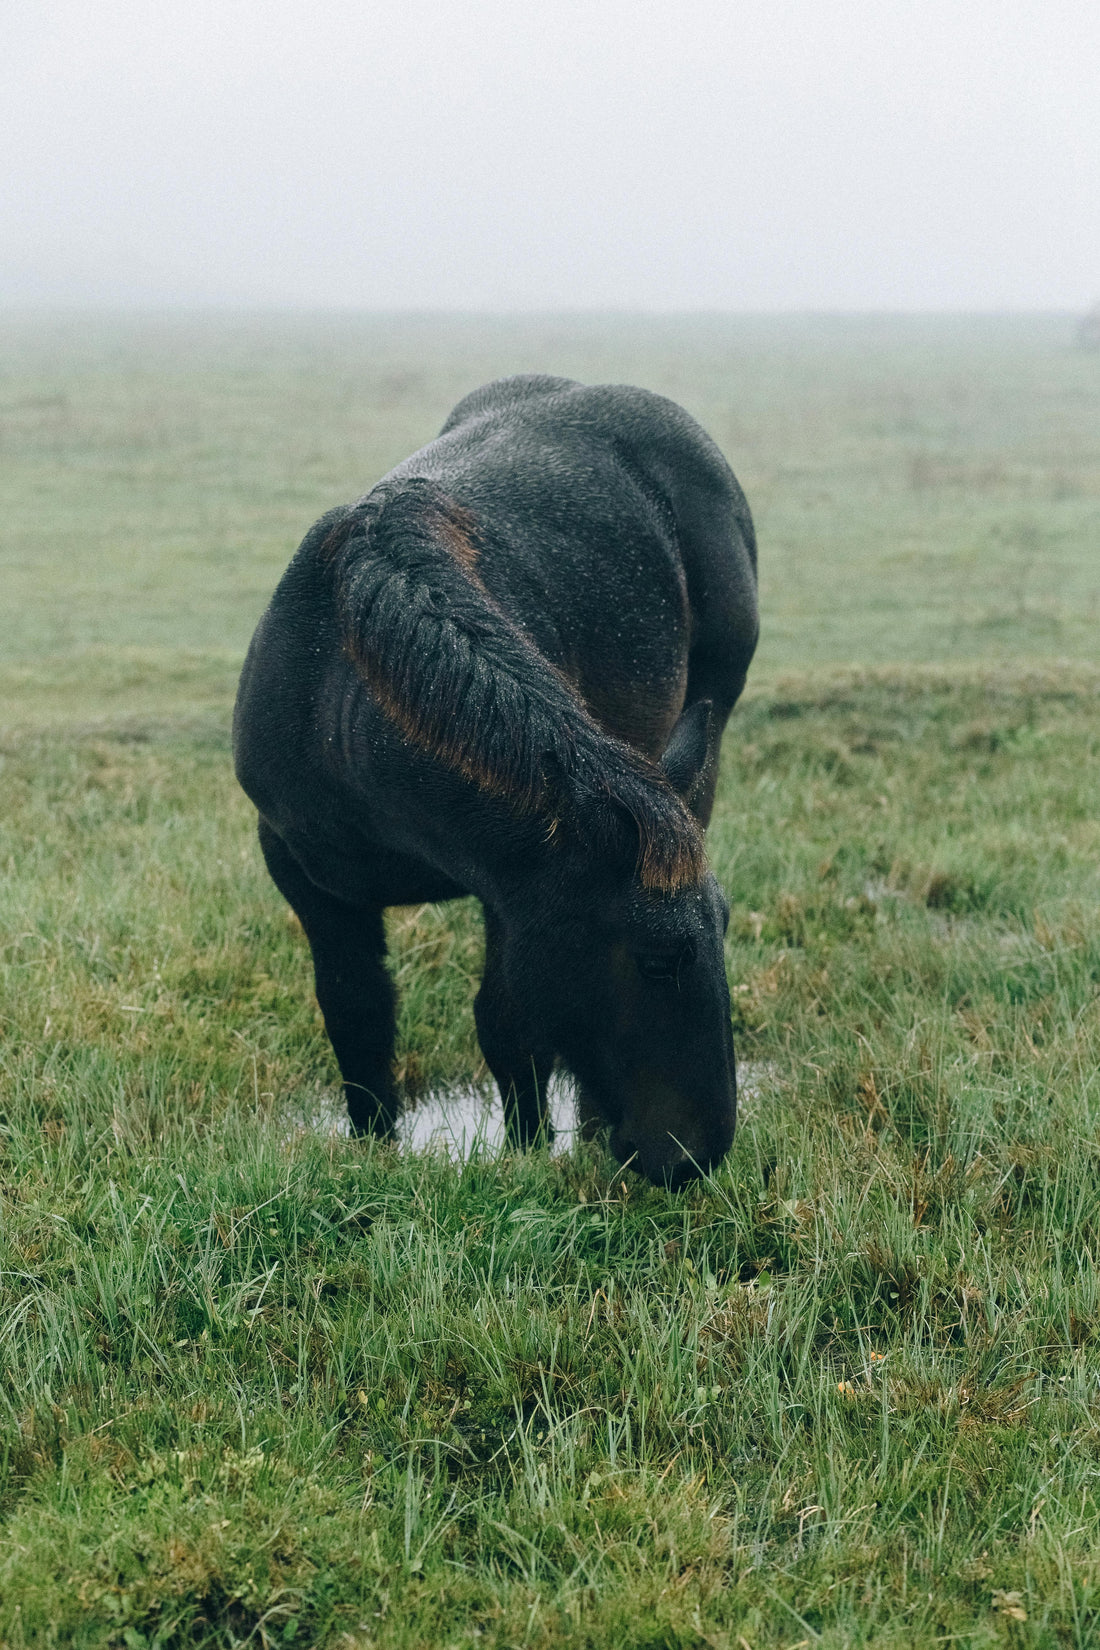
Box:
[0,302,1092,320]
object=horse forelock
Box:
[610,771,707,893]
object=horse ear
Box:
[660,700,712,801]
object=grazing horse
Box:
[234,375,758,1186]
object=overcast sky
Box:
[2,0,1098,310]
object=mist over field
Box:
[3,310,1098,727]
[2,0,1099,311]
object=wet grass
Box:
[3,669,1100,1646]
[2,315,1100,1644]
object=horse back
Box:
[390,377,758,757]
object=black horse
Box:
[234,375,758,1186]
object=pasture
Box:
[2,314,1100,1647]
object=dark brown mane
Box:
[327,480,706,892]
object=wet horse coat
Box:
[234,375,758,1184]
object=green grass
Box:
[2,316,1100,1646]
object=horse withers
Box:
[234,375,758,1187]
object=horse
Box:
[234,374,758,1186]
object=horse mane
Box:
[321,479,706,893]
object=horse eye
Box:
[637,943,696,982]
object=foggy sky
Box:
[3,0,1098,310]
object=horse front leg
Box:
[258,819,398,1136]
[474,908,553,1148]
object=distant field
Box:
[2,317,1100,1647]
[1,313,1098,722]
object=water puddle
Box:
[399,1071,579,1159]
[286,1062,775,1163]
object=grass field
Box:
[1,315,1100,1647]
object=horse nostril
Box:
[611,1121,729,1189]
